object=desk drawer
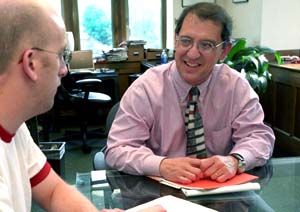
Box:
[127,45,144,61]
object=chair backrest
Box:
[93,101,120,170]
[106,102,120,134]
[69,50,94,70]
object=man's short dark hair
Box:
[175,2,233,42]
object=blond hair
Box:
[0,0,55,72]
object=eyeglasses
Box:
[31,47,72,65]
[176,36,227,54]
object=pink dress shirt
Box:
[105,61,275,176]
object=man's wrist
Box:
[230,153,246,174]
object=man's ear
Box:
[173,33,178,50]
[21,49,38,81]
[219,42,232,61]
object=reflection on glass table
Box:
[75,157,300,211]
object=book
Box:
[148,173,260,196]
[125,195,218,212]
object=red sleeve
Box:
[30,161,52,187]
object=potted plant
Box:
[223,38,282,96]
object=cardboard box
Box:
[146,50,161,60]
[145,49,169,60]
[127,45,145,61]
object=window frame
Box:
[62,0,167,50]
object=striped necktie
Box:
[185,87,206,158]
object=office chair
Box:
[56,50,112,153]
[93,101,120,170]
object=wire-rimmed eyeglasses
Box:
[31,47,72,65]
[176,36,227,54]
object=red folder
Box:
[149,173,258,190]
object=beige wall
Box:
[173,0,300,50]
[261,0,300,50]
[217,0,262,46]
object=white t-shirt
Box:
[0,123,50,212]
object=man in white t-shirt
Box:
[0,0,103,211]
[0,1,165,212]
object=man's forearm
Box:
[48,182,98,212]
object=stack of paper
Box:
[90,170,107,184]
[125,195,217,212]
[90,170,110,189]
[182,182,260,196]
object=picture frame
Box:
[182,0,215,7]
[232,0,248,3]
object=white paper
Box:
[90,170,107,185]
[91,183,110,189]
[182,182,261,196]
[125,195,218,212]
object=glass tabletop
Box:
[75,157,300,211]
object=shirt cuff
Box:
[30,161,51,187]
[143,155,166,176]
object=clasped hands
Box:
[159,155,238,183]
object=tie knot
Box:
[189,87,200,96]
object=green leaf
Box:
[224,38,246,62]
[255,46,276,54]
[257,76,268,95]
[274,52,282,64]
[223,38,280,96]
[246,71,259,89]
[233,47,257,60]
[242,55,259,73]
[257,54,269,75]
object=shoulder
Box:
[213,64,248,83]
[121,61,177,113]
[210,64,259,102]
[141,61,175,82]
[213,64,254,91]
[15,123,46,165]
[127,61,175,94]
[14,123,32,145]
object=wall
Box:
[173,0,300,50]
[217,0,262,46]
[173,0,183,25]
[261,0,300,50]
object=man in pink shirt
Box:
[105,3,274,184]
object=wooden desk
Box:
[140,60,162,72]
[260,63,300,156]
[275,63,300,71]
[95,61,141,96]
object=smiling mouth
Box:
[185,61,201,67]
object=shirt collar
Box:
[0,123,15,143]
[172,62,213,102]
